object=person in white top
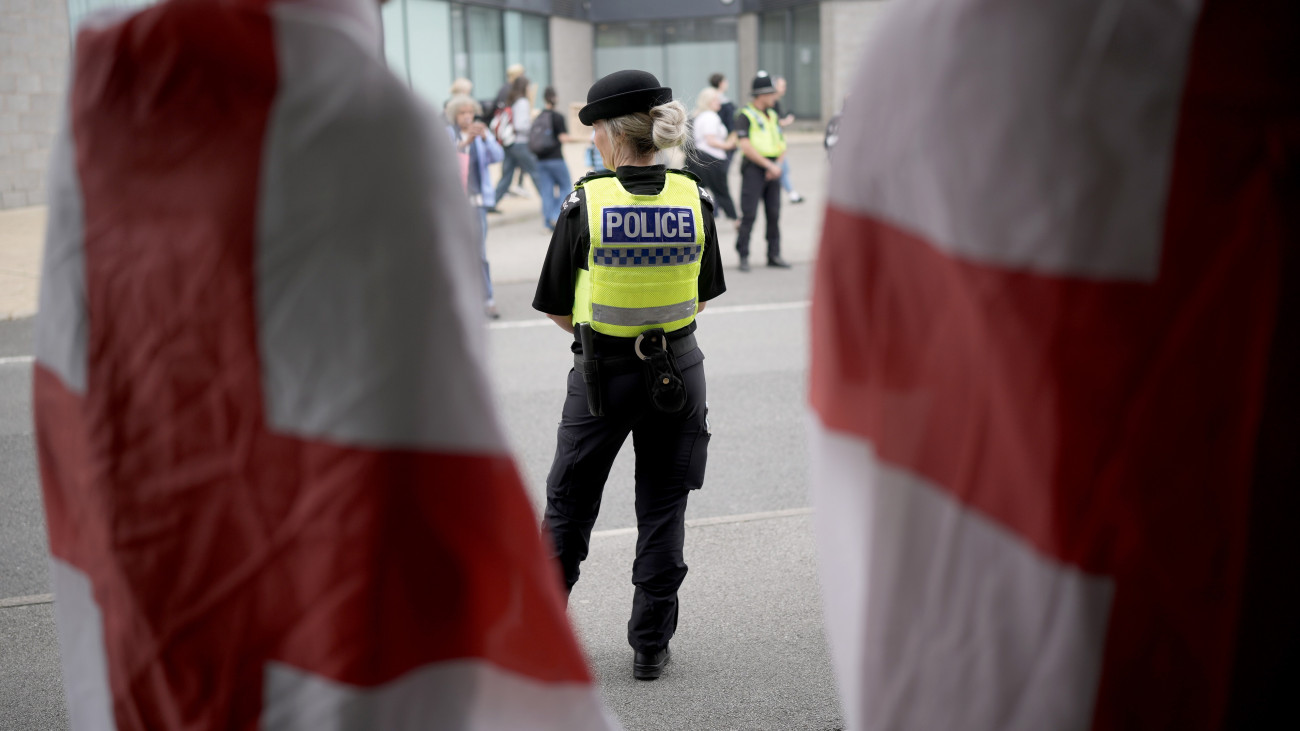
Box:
[689,87,739,222]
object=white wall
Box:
[737,13,758,106]
[820,0,889,120]
[549,16,593,133]
[0,0,70,209]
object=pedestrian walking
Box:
[532,69,727,682]
[493,63,525,112]
[735,71,790,270]
[447,94,505,318]
[33,0,613,727]
[492,64,534,193]
[493,75,541,204]
[773,76,804,203]
[531,86,576,230]
[690,86,739,224]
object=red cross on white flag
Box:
[34,1,619,728]
[810,0,1298,728]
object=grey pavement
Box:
[0,136,842,730]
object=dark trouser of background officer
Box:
[737,156,783,270]
[734,71,791,272]
[532,69,727,681]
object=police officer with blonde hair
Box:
[533,69,726,681]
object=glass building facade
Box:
[593,17,739,110]
[759,4,821,118]
[383,1,550,112]
[66,0,150,31]
[62,0,835,121]
[63,0,553,115]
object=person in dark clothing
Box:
[709,72,737,131]
[532,86,576,230]
[533,69,726,683]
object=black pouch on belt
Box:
[576,323,604,417]
[635,328,688,413]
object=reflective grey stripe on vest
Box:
[592,299,697,327]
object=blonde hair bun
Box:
[650,100,689,150]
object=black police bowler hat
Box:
[751,71,776,96]
[578,70,674,126]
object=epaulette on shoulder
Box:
[559,184,588,217]
[573,169,617,188]
[696,184,716,212]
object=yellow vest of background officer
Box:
[739,105,787,158]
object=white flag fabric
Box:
[34,0,619,728]
[810,0,1299,729]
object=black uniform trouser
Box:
[736,158,781,261]
[543,359,710,654]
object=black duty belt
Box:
[573,331,698,374]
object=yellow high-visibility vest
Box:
[740,105,786,158]
[572,171,705,337]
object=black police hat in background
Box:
[579,70,674,126]
[751,71,776,96]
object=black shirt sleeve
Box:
[733,108,751,139]
[532,186,587,316]
[696,186,727,302]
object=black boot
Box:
[633,646,671,680]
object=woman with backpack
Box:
[531,86,576,230]
[492,75,540,207]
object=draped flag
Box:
[34,1,619,728]
[810,0,1298,729]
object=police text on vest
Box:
[603,206,695,243]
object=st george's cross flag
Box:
[33,0,620,728]
[810,0,1298,729]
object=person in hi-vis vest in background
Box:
[734,71,790,272]
[532,70,728,682]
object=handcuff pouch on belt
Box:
[635,328,688,414]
